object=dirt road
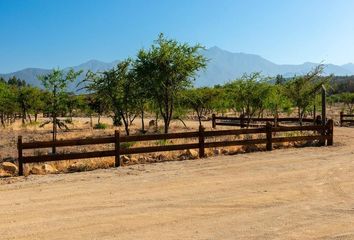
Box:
[1,127,354,239]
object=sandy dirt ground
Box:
[1,127,354,239]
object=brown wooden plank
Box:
[120,131,199,142]
[341,119,354,122]
[214,116,313,122]
[204,128,266,137]
[204,139,267,148]
[121,143,199,155]
[215,122,262,127]
[272,125,325,132]
[22,137,115,149]
[272,135,330,143]
[22,150,115,163]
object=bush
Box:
[94,123,108,129]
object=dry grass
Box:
[0,108,342,177]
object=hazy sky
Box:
[1,0,354,73]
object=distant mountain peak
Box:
[1,47,353,89]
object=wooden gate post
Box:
[340,111,343,127]
[327,119,334,146]
[212,114,216,129]
[198,125,205,158]
[17,136,24,176]
[114,130,120,167]
[266,122,272,151]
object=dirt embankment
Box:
[0,127,354,239]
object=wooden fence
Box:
[211,114,316,128]
[340,112,354,127]
[17,120,334,176]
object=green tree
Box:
[338,92,354,113]
[135,33,207,133]
[225,73,271,125]
[38,68,82,153]
[83,59,136,135]
[285,65,330,124]
[181,87,217,126]
[0,82,18,127]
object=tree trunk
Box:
[141,110,145,133]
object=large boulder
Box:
[1,162,18,175]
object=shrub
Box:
[94,123,108,129]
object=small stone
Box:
[185,149,199,159]
[213,149,221,155]
[42,164,57,173]
[1,162,18,175]
[221,149,229,155]
[130,157,138,164]
[30,166,45,175]
[120,155,130,164]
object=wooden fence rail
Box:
[211,114,315,128]
[340,112,354,127]
[17,120,334,176]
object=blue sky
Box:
[0,0,354,73]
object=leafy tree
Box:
[17,86,44,123]
[83,59,136,135]
[38,68,82,153]
[285,65,331,124]
[181,87,217,126]
[135,33,207,133]
[0,82,18,127]
[338,92,354,113]
[265,84,292,120]
[225,73,271,125]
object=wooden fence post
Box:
[199,125,205,158]
[114,130,120,167]
[212,114,216,129]
[17,136,24,176]
[327,119,333,146]
[266,122,272,151]
[340,111,343,127]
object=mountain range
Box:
[1,46,353,90]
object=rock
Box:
[30,166,45,175]
[213,149,221,155]
[30,164,57,175]
[68,163,87,172]
[129,157,139,164]
[43,164,57,173]
[1,162,18,175]
[221,149,229,155]
[0,169,13,177]
[120,155,130,164]
[185,149,199,159]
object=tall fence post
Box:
[327,119,334,146]
[212,114,216,129]
[199,125,205,158]
[17,136,24,176]
[266,122,272,151]
[114,130,120,167]
[340,111,343,127]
